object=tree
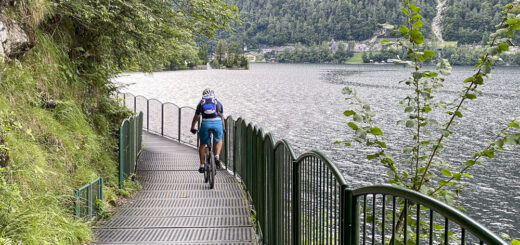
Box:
[215,39,227,63]
[339,0,520,241]
[51,0,238,74]
[198,46,209,65]
[334,42,351,63]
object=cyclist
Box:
[190,88,225,173]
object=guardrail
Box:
[119,112,143,189]
[74,177,103,220]
[119,92,508,245]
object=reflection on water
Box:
[114,63,520,237]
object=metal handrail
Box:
[74,177,103,220]
[117,91,509,245]
[118,112,143,189]
[295,151,349,188]
[353,185,508,245]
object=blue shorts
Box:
[199,120,223,145]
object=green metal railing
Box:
[74,177,103,220]
[119,112,143,189]
[120,92,508,245]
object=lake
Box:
[114,63,520,238]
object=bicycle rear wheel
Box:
[209,151,215,189]
[204,150,209,183]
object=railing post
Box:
[178,107,182,142]
[161,103,164,136]
[87,185,92,219]
[341,187,355,245]
[133,96,136,113]
[233,123,237,176]
[292,160,301,245]
[74,189,80,219]
[119,124,124,189]
[99,178,103,202]
[146,99,149,132]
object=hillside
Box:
[0,1,236,243]
[222,0,519,48]
[443,0,520,44]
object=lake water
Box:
[114,63,520,238]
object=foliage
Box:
[0,0,238,243]
[275,42,353,64]
[210,39,248,68]
[443,0,520,45]
[339,0,520,240]
[222,0,436,48]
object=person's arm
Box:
[219,102,225,131]
[221,115,226,132]
[191,102,201,131]
[191,114,200,131]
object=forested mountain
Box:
[222,0,519,48]
[442,0,520,44]
[223,0,436,48]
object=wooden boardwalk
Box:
[93,132,256,244]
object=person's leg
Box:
[215,140,223,155]
[198,144,206,164]
[198,121,210,172]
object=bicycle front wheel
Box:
[209,151,215,189]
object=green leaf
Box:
[412,20,423,30]
[463,77,474,83]
[401,8,410,17]
[355,129,367,139]
[453,173,461,180]
[441,129,451,137]
[342,87,353,95]
[410,29,424,44]
[465,94,477,100]
[367,153,379,160]
[370,127,383,135]
[508,121,520,129]
[462,173,473,179]
[344,110,356,117]
[481,148,495,158]
[399,25,410,34]
[409,4,420,13]
[423,50,435,60]
[466,160,476,167]
[348,122,359,130]
[438,180,452,186]
[454,111,463,118]
[406,120,415,128]
[511,240,520,245]
[376,141,387,148]
[441,168,452,177]
[353,114,363,122]
[405,106,414,113]
[422,106,432,113]
[498,43,509,52]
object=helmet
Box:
[202,88,214,96]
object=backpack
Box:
[201,95,218,118]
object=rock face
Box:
[0,14,35,59]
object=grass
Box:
[345,52,364,64]
[0,6,132,244]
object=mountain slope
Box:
[224,0,436,48]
